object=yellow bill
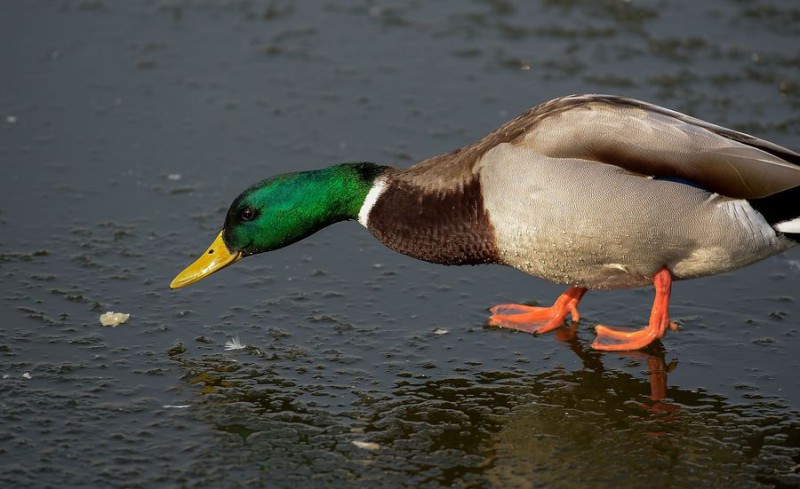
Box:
[170,231,243,289]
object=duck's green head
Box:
[170,163,385,289]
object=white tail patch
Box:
[775,217,800,234]
[358,177,388,227]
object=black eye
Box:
[240,207,257,221]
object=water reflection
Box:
[553,324,679,412]
[170,336,799,488]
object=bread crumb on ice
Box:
[100,311,130,327]
[352,441,381,450]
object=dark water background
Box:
[1,1,799,487]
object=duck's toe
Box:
[487,287,587,335]
[592,324,662,351]
[488,308,570,334]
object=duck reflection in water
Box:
[172,326,798,487]
[550,323,680,420]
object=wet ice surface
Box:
[1,1,799,487]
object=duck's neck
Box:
[313,162,389,221]
[359,168,500,266]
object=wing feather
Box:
[401,94,800,199]
[517,95,800,198]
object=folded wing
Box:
[519,95,800,198]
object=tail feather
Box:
[775,217,800,234]
[750,186,800,243]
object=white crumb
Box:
[224,337,246,351]
[352,440,381,450]
[99,311,130,327]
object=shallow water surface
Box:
[1,1,799,488]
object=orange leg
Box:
[488,287,587,334]
[592,268,679,351]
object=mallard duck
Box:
[171,94,800,351]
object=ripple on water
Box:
[161,342,800,489]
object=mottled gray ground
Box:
[1,1,798,488]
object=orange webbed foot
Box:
[488,287,586,335]
[592,324,663,351]
[591,268,677,351]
